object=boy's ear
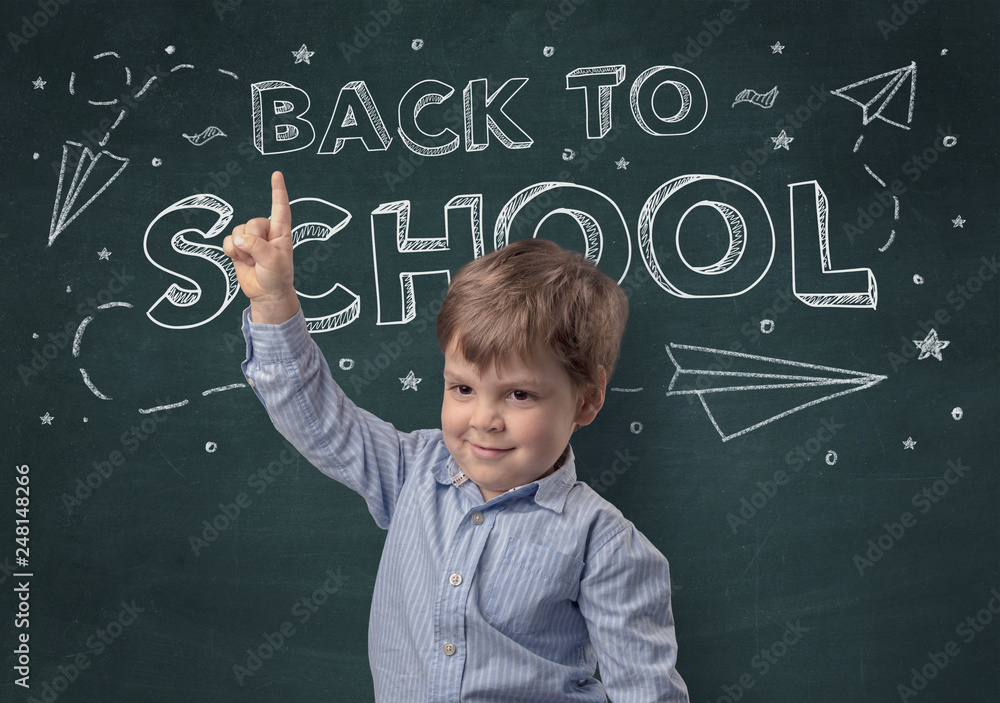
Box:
[573,367,607,429]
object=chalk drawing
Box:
[543,46,555,57]
[853,135,864,152]
[339,358,355,371]
[789,180,878,308]
[771,129,794,150]
[79,368,112,400]
[913,274,924,285]
[139,401,189,414]
[205,442,218,453]
[562,148,576,161]
[913,329,949,361]
[40,412,54,425]
[98,247,111,260]
[610,387,643,393]
[615,157,629,170]
[630,422,643,435]
[49,142,129,246]
[151,158,162,167]
[33,77,46,89]
[760,319,775,334]
[952,216,965,228]
[165,45,176,54]
[864,164,886,188]
[903,437,916,450]
[951,407,964,421]
[771,41,784,54]
[878,230,895,252]
[629,65,708,137]
[831,62,916,130]
[201,384,245,396]
[566,65,625,139]
[942,135,958,147]
[825,450,838,465]
[664,343,886,442]
[400,370,422,391]
[292,44,314,64]
[317,81,394,153]
[732,86,778,109]
[411,39,424,51]
[182,126,227,146]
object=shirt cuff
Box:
[241,306,312,363]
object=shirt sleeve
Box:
[577,524,689,703]
[239,307,432,529]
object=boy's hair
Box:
[436,238,629,390]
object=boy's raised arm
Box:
[223,171,300,325]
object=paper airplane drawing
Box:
[664,343,886,441]
[49,140,130,246]
[831,61,916,130]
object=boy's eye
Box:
[510,390,532,402]
[456,385,473,395]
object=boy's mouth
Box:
[468,442,512,459]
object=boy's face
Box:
[441,340,602,501]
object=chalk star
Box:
[400,370,422,391]
[771,41,784,54]
[951,215,965,228]
[771,129,794,150]
[98,247,111,260]
[292,44,315,64]
[615,157,629,170]
[40,412,54,425]
[902,437,916,450]
[913,329,950,361]
[33,76,46,89]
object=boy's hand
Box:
[223,171,300,325]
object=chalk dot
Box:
[951,407,963,421]
[339,358,355,371]
[543,46,555,57]
[83,417,89,423]
[630,421,643,435]
[942,135,958,148]
[205,441,218,453]
[913,274,924,285]
[151,157,162,167]
[66,286,72,293]
[411,39,424,51]
[33,152,39,160]
[760,319,775,334]
[562,148,576,161]
[32,332,39,339]
[824,450,838,466]
[165,45,176,54]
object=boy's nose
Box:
[470,401,503,432]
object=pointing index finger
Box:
[269,171,292,239]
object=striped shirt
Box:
[241,309,688,702]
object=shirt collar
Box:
[432,446,578,514]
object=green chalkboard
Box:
[3,0,999,701]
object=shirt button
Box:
[442,642,456,656]
[471,511,484,525]
[449,573,463,587]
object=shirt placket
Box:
[428,504,496,702]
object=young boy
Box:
[224,172,688,701]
